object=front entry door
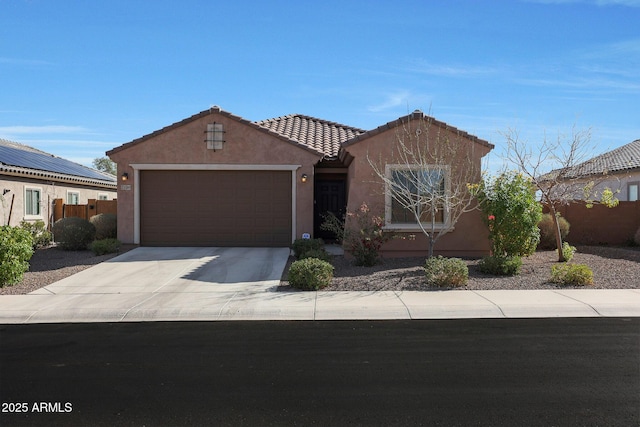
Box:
[314,179,346,241]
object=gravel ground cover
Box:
[280,246,640,291]
[1,245,638,295]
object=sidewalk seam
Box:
[471,291,507,318]
[120,294,161,321]
[551,291,602,316]
[394,291,413,319]
[217,292,240,319]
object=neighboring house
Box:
[550,139,640,202]
[106,107,493,257]
[0,138,117,228]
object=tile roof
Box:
[0,138,116,188]
[562,139,640,178]
[255,114,366,158]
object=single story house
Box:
[107,107,493,257]
[555,139,640,202]
[0,138,117,227]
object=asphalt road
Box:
[1,318,638,427]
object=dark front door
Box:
[314,179,346,241]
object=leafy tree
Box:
[475,171,542,257]
[92,156,116,175]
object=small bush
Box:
[90,238,121,255]
[288,258,334,291]
[52,217,96,250]
[561,242,576,262]
[424,256,469,287]
[19,220,52,249]
[551,263,594,286]
[538,214,570,250]
[0,226,34,286]
[298,248,333,263]
[89,213,117,240]
[292,238,324,259]
[478,255,523,276]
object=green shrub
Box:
[538,213,570,250]
[0,226,34,286]
[561,242,576,262]
[478,255,523,276]
[298,248,333,263]
[19,220,52,249]
[424,256,469,287]
[475,171,542,257]
[292,238,324,259]
[89,213,117,240]
[90,238,121,255]
[550,263,594,286]
[52,217,96,250]
[287,258,334,291]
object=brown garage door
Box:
[140,170,292,246]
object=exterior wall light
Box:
[301,174,308,183]
[121,172,129,181]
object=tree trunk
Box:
[549,207,565,262]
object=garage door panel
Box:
[140,170,292,247]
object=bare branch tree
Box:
[367,115,480,258]
[502,126,619,261]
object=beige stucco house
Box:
[107,107,493,257]
[0,138,117,228]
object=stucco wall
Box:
[108,110,321,244]
[343,117,492,258]
[0,175,116,227]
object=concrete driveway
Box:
[1,247,294,323]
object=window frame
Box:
[24,186,43,219]
[66,191,80,205]
[628,182,639,202]
[97,193,109,201]
[384,164,452,231]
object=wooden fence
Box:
[550,201,640,246]
[53,198,117,222]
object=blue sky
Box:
[1,0,638,173]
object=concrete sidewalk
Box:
[0,247,638,324]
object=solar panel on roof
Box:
[0,145,114,181]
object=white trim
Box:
[130,164,300,171]
[23,186,43,220]
[130,164,301,245]
[66,190,80,205]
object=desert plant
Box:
[424,256,468,287]
[298,248,333,263]
[287,258,334,291]
[89,213,117,240]
[538,214,570,250]
[19,220,52,249]
[551,263,594,286]
[561,242,576,262]
[292,238,324,259]
[90,238,121,255]
[477,255,523,276]
[52,217,96,250]
[0,226,34,286]
[475,171,542,257]
[322,202,393,267]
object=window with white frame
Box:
[25,187,42,217]
[386,165,449,227]
[97,193,109,201]
[67,191,80,205]
[629,182,639,202]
